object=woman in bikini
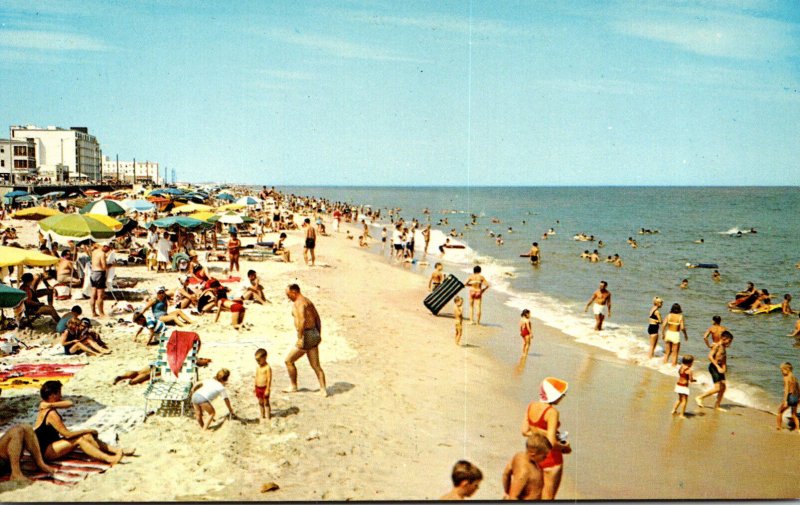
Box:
[521,377,571,500]
[465,266,490,325]
[33,380,131,466]
[646,297,663,359]
[662,303,688,366]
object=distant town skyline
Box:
[1,1,798,186]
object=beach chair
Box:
[143,331,200,416]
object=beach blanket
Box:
[0,363,85,390]
[0,449,112,486]
[166,331,199,377]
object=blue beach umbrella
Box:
[5,190,29,198]
[42,191,65,199]
[121,199,156,213]
[216,193,235,202]
[162,188,183,195]
[146,216,212,230]
[235,196,261,206]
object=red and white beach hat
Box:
[539,377,569,403]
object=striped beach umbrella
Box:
[235,196,261,206]
[38,214,116,244]
[80,199,126,217]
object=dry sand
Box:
[1,215,799,500]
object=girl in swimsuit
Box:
[646,297,663,359]
[34,380,129,465]
[521,377,571,500]
[671,354,695,418]
[519,309,533,357]
[662,303,688,366]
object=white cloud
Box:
[264,27,425,63]
[344,11,527,39]
[0,29,109,52]
[614,9,798,60]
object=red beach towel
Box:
[0,449,111,486]
[0,363,85,390]
[166,331,199,377]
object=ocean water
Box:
[280,186,800,410]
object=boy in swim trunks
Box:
[776,362,800,431]
[254,348,272,421]
[695,331,733,411]
[454,296,463,346]
[502,432,552,500]
[429,262,444,291]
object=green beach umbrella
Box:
[79,199,126,217]
[0,284,26,309]
[147,216,212,230]
[38,214,116,244]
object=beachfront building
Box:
[101,156,161,184]
[10,125,103,182]
[0,137,38,184]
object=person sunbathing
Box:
[140,289,193,326]
[33,380,132,465]
[20,272,60,325]
[170,275,199,310]
[59,318,110,356]
[0,424,56,481]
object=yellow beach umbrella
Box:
[188,211,217,223]
[217,203,246,211]
[84,213,123,231]
[171,203,213,215]
[0,246,59,268]
[13,207,62,220]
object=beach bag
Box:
[54,284,72,300]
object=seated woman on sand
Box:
[59,318,111,356]
[139,289,193,327]
[33,380,133,465]
[170,275,199,310]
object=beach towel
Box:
[0,363,85,390]
[0,449,112,486]
[166,331,199,377]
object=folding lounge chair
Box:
[143,331,200,416]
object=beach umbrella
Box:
[38,214,116,244]
[235,196,261,206]
[120,199,155,213]
[0,246,60,268]
[67,197,89,209]
[79,199,126,217]
[5,190,29,199]
[162,188,183,195]
[84,189,100,196]
[84,213,123,231]
[215,193,235,202]
[116,218,140,237]
[0,284,26,309]
[171,203,212,215]
[15,195,38,203]
[188,211,220,223]
[42,191,65,199]
[217,203,246,211]
[217,212,245,225]
[13,207,62,220]
[146,216,211,230]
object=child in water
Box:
[519,309,533,357]
[671,355,696,418]
[453,296,463,346]
[776,362,800,431]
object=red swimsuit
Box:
[526,403,563,468]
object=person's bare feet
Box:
[113,376,124,385]
[694,397,704,408]
[108,451,123,466]
[10,472,31,482]
[282,387,299,394]
[715,406,728,412]
[122,447,136,456]
[319,388,328,398]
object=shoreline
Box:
[0,206,798,499]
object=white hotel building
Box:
[101,157,161,184]
[10,125,102,181]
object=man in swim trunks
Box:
[90,243,109,318]
[303,218,316,266]
[528,242,540,265]
[465,266,490,325]
[695,331,733,411]
[502,432,552,500]
[284,284,327,397]
[584,281,611,331]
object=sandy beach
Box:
[1,210,799,501]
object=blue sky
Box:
[1,0,798,186]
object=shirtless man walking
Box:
[284,284,327,397]
[502,432,552,500]
[695,331,734,411]
[90,243,109,317]
[584,280,611,331]
[303,218,316,266]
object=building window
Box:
[13,146,26,156]
[14,159,27,168]
[1,160,4,167]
